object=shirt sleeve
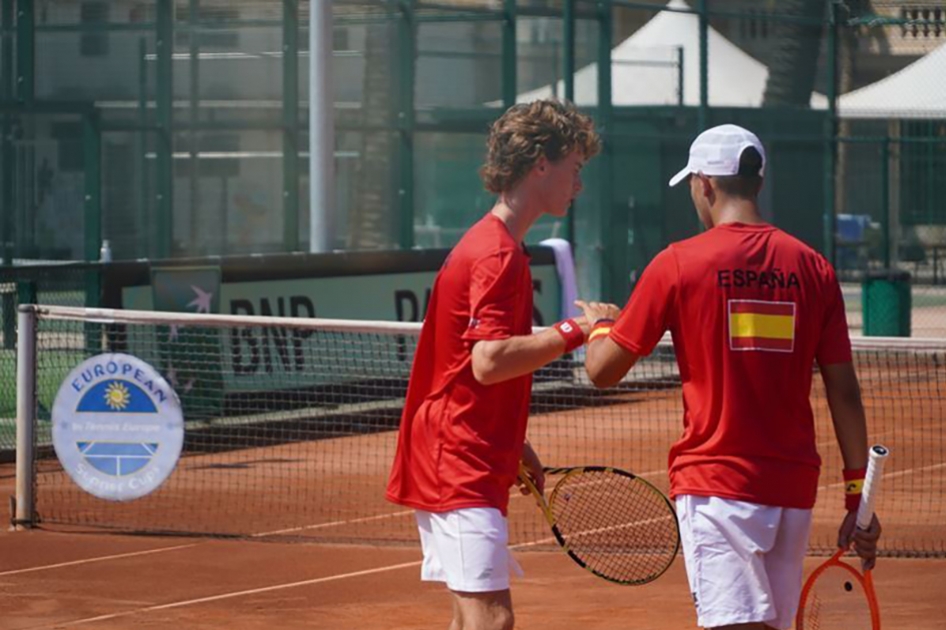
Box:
[610,247,678,357]
[461,249,525,342]
[816,261,853,365]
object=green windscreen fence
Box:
[0,1,942,333]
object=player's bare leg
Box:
[450,589,514,630]
[448,596,462,630]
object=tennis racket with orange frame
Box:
[796,444,889,630]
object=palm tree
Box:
[762,0,828,106]
[837,0,890,94]
[349,18,397,250]
[830,1,895,268]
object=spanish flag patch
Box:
[728,300,796,352]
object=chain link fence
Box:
[0,1,942,336]
[0,262,99,452]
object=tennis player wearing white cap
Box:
[575,124,882,629]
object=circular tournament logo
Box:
[52,353,184,502]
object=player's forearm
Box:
[471,329,568,385]
[573,301,636,388]
[829,401,869,471]
[821,362,869,470]
[583,338,629,388]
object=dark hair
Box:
[480,99,601,194]
[713,146,763,199]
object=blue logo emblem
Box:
[77,380,158,413]
[52,354,184,502]
[77,441,158,476]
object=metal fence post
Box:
[597,1,621,302]
[564,0,576,245]
[882,137,891,268]
[83,111,102,266]
[15,0,33,104]
[83,113,102,351]
[138,37,150,257]
[698,0,708,131]
[502,0,516,108]
[283,0,300,252]
[156,0,174,259]
[188,0,200,256]
[823,1,839,265]
[564,0,575,104]
[1,0,14,263]
[397,0,416,251]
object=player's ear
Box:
[692,173,708,197]
[701,174,715,199]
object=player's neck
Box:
[711,199,765,227]
[491,194,543,243]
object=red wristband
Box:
[843,467,867,512]
[553,319,585,353]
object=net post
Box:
[14,304,37,530]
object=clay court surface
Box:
[0,527,944,629]
[8,352,945,551]
[3,338,943,628]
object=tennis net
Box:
[10,305,946,557]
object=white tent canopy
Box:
[837,42,946,119]
[516,0,824,108]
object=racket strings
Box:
[549,470,678,584]
[800,565,873,629]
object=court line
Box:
[513,532,561,548]
[43,531,614,626]
[40,559,423,628]
[19,442,940,623]
[511,510,674,550]
[819,460,946,491]
[252,508,415,537]
[251,457,945,539]
[0,543,201,577]
[814,417,944,451]
[249,469,673,538]
[14,454,929,578]
[882,461,946,480]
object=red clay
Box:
[1,528,944,629]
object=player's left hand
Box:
[838,510,882,571]
[519,441,545,495]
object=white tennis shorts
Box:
[676,495,812,630]
[415,507,523,593]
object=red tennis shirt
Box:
[611,223,852,509]
[386,213,534,515]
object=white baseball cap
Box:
[668,124,766,187]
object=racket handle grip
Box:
[856,445,889,531]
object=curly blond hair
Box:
[480,100,601,194]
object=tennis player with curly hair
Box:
[386,99,603,630]
[577,124,882,630]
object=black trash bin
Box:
[862,269,911,337]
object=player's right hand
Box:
[838,510,882,571]
[574,300,622,327]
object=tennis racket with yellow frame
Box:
[518,464,680,585]
[796,444,889,630]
